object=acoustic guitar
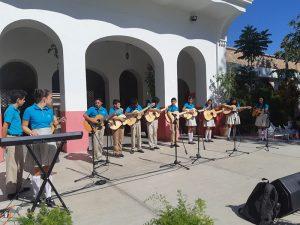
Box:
[51,117,66,134]
[144,106,167,123]
[165,111,187,124]
[125,103,155,126]
[252,108,264,117]
[83,115,104,133]
[108,108,128,130]
[182,109,204,120]
[222,104,252,115]
[203,109,223,121]
[108,114,128,130]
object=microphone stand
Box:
[226,111,249,157]
[102,120,123,167]
[256,113,278,151]
[190,115,215,164]
[75,127,109,184]
[160,116,189,170]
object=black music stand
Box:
[190,120,215,164]
[26,141,68,212]
[226,112,249,157]
[160,117,189,170]
[74,129,109,183]
[256,114,279,152]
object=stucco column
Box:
[108,72,120,107]
[60,43,88,153]
[157,54,178,141]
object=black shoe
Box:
[137,149,144,153]
[150,147,155,151]
[119,153,124,157]
[227,137,230,141]
[170,144,174,148]
[209,140,214,142]
[188,141,196,145]
[130,150,135,154]
[204,140,209,142]
[175,144,180,147]
[154,146,160,150]
[45,197,56,208]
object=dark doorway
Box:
[119,70,138,109]
[178,78,190,108]
[86,69,106,108]
[0,62,37,114]
[52,69,106,108]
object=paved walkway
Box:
[0,136,300,225]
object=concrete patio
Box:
[0,136,300,225]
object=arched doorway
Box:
[119,70,138,109]
[178,46,206,104]
[178,78,190,108]
[86,69,106,107]
[0,61,37,114]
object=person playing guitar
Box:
[203,99,217,142]
[223,98,252,141]
[109,99,125,158]
[125,98,144,154]
[254,97,269,141]
[83,98,108,161]
[167,98,180,148]
[146,97,163,151]
[182,96,197,144]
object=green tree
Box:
[234,25,272,67]
[275,14,300,69]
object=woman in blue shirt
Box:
[254,97,269,141]
[22,89,58,207]
[182,96,197,144]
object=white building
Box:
[0,0,252,154]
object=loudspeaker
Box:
[272,172,300,217]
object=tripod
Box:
[160,117,189,170]
[256,114,279,152]
[226,112,249,157]
[102,122,123,166]
[75,129,109,183]
[190,119,215,164]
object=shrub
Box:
[145,191,214,225]
[15,204,72,225]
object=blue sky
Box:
[227,0,300,55]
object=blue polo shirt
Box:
[255,103,269,110]
[183,102,195,109]
[23,104,54,130]
[109,107,124,116]
[125,105,142,113]
[85,106,108,118]
[167,105,179,112]
[4,104,22,136]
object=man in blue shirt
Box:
[83,98,108,161]
[254,97,270,141]
[125,98,143,154]
[146,97,162,150]
[109,99,125,157]
[2,90,28,200]
[167,97,180,148]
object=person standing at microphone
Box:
[83,98,108,161]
